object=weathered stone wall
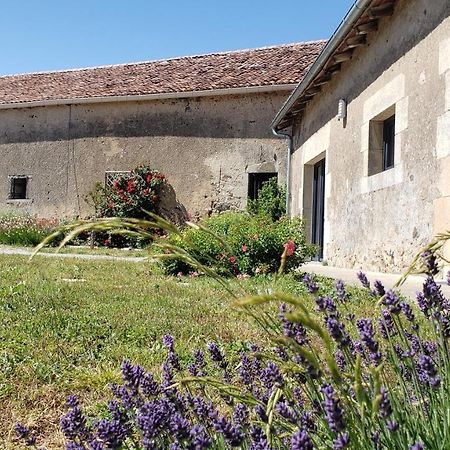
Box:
[0,92,288,218]
[290,0,450,272]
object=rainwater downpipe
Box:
[272,128,293,216]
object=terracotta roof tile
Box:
[0,41,325,106]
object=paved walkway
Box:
[0,245,147,263]
[301,262,450,300]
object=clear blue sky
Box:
[1,0,355,76]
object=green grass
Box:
[0,255,378,449]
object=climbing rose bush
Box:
[17,251,450,449]
[89,165,167,219]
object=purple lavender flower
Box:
[447,271,450,286]
[410,443,424,450]
[383,290,401,314]
[421,251,439,276]
[232,403,249,427]
[418,354,441,388]
[335,279,348,303]
[212,414,244,447]
[121,360,144,387]
[378,388,392,418]
[280,305,308,345]
[15,423,36,446]
[357,271,370,289]
[261,361,284,389]
[207,342,227,369]
[291,428,314,450]
[303,274,319,294]
[325,316,350,346]
[378,310,396,340]
[300,411,315,431]
[238,352,253,385]
[169,413,190,440]
[333,433,350,449]
[357,319,381,365]
[66,442,84,450]
[386,420,399,432]
[188,349,207,377]
[190,424,211,449]
[60,399,91,441]
[255,404,268,423]
[335,350,346,371]
[400,302,415,321]
[250,426,270,450]
[141,372,159,397]
[373,280,386,296]
[321,384,346,433]
[316,296,337,314]
[275,401,297,423]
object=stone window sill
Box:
[6,199,33,205]
[360,164,404,194]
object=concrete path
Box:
[301,262,450,300]
[0,245,147,263]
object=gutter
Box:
[272,128,293,216]
[0,83,296,111]
[271,0,373,131]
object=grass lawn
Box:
[0,254,377,449]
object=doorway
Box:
[311,159,326,260]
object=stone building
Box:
[0,41,324,218]
[272,0,450,271]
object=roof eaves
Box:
[272,0,397,131]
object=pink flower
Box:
[242,244,248,253]
[228,256,237,264]
[126,179,136,193]
[255,267,261,274]
[284,240,296,257]
[104,238,111,246]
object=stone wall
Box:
[0,91,288,219]
[290,0,450,272]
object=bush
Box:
[87,165,167,219]
[17,250,450,449]
[0,213,59,246]
[247,177,286,221]
[162,212,314,276]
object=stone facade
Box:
[288,0,450,271]
[0,91,288,218]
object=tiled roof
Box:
[0,41,326,106]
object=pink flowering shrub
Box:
[163,212,314,276]
[88,165,167,220]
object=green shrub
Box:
[0,213,59,246]
[162,211,314,276]
[247,177,286,221]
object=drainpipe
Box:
[272,128,293,216]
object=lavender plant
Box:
[19,219,450,449]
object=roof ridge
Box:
[0,40,327,79]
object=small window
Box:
[105,171,131,188]
[248,172,277,200]
[368,106,396,176]
[382,115,395,171]
[9,176,28,199]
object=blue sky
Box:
[1,0,354,76]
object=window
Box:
[9,176,28,199]
[382,115,395,171]
[105,171,131,188]
[248,172,277,200]
[368,106,396,176]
